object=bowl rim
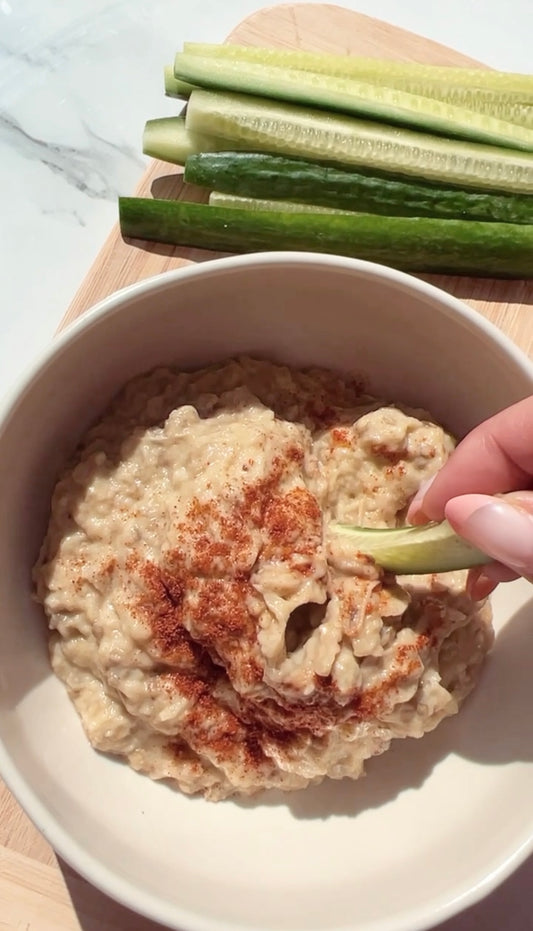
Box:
[1,251,533,931]
[1,251,533,434]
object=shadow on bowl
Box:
[57,845,533,931]
[123,236,533,310]
[59,855,169,931]
[51,593,533,930]
[422,274,533,308]
[235,590,533,820]
[7,589,533,826]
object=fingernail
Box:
[466,568,498,600]
[407,474,437,524]
[445,494,533,575]
[502,490,533,515]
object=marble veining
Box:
[0,111,144,199]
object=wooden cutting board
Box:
[58,2,533,357]
[2,5,532,931]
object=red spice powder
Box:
[124,431,431,783]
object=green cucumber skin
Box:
[185,153,533,224]
[185,89,533,195]
[118,198,533,278]
[174,53,533,153]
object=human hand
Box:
[407,396,533,598]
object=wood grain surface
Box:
[3,5,532,930]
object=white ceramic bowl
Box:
[1,252,533,931]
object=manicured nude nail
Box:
[445,494,533,576]
[407,474,437,524]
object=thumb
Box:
[445,491,533,579]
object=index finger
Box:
[419,395,533,521]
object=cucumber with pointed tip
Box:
[330,521,488,574]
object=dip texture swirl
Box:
[34,358,493,799]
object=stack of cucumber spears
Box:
[118,43,533,277]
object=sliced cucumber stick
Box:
[174,53,533,152]
[330,521,488,574]
[118,197,533,278]
[208,191,351,213]
[185,89,533,194]
[143,116,205,163]
[182,43,533,99]
[164,65,195,98]
[180,46,533,128]
[186,152,533,224]
[382,81,533,129]
[143,116,248,165]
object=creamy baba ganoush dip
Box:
[34,357,493,800]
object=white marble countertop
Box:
[1,1,532,929]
